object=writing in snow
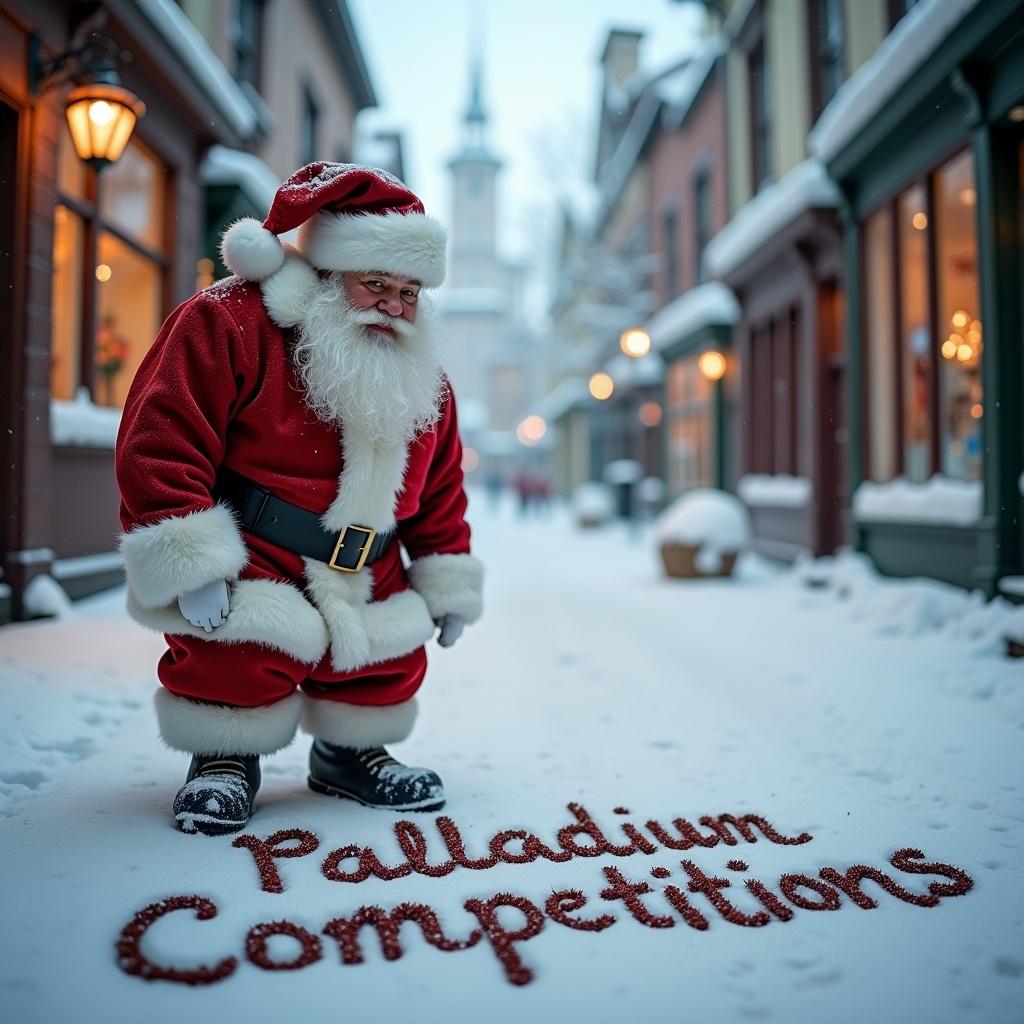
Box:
[116,803,975,987]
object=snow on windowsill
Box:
[738,474,813,509]
[201,146,280,212]
[704,159,839,280]
[810,0,983,165]
[853,475,982,527]
[998,577,1024,599]
[648,283,740,352]
[51,391,121,450]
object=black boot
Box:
[172,753,261,836]
[308,740,445,812]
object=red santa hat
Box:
[220,162,447,288]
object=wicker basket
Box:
[659,542,737,579]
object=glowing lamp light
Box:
[516,415,547,446]
[970,403,983,420]
[912,212,928,231]
[950,310,970,329]
[620,328,651,358]
[639,401,662,427]
[941,338,959,360]
[698,350,727,381]
[589,372,614,401]
[461,446,480,473]
[1009,106,1024,123]
[959,187,977,206]
[65,83,146,171]
[95,263,112,282]
[956,344,973,362]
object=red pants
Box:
[158,636,428,709]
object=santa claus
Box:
[115,163,483,836]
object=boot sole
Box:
[307,774,445,812]
[175,810,251,837]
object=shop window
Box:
[50,124,167,410]
[861,147,981,485]
[934,150,981,482]
[897,181,932,482]
[863,207,898,482]
[50,205,84,400]
[666,357,713,494]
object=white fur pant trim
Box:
[155,689,302,755]
[300,694,419,748]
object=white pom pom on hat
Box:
[220,218,286,281]
[218,162,447,287]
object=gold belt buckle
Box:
[328,524,377,573]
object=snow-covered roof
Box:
[810,0,983,165]
[852,475,982,527]
[200,147,279,213]
[658,42,723,131]
[50,392,120,449]
[134,0,259,139]
[704,159,839,280]
[648,283,739,352]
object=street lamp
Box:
[620,327,651,358]
[589,372,614,400]
[31,32,146,171]
[516,415,547,446]
[698,349,727,381]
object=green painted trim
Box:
[658,322,733,363]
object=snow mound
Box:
[22,574,72,619]
[852,475,982,526]
[654,489,751,573]
[573,482,615,523]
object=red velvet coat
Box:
[116,269,483,749]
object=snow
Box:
[436,288,507,316]
[997,577,1024,600]
[134,0,259,139]
[809,0,983,165]
[738,474,813,509]
[533,379,589,423]
[51,389,121,449]
[1,497,1023,1021]
[602,459,644,485]
[852,475,982,527]
[648,282,740,352]
[21,574,72,619]
[572,482,615,522]
[605,353,664,387]
[200,147,280,213]
[654,488,751,573]
[704,160,840,280]
[53,552,124,581]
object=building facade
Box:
[0,0,375,622]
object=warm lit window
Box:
[934,150,981,482]
[50,124,167,410]
[860,148,981,485]
[666,357,713,493]
[863,207,898,482]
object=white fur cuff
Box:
[155,689,302,755]
[407,553,484,624]
[120,504,248,609]
[300,695,419,748]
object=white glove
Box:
[178,579,231,633]
[435,614,465,648]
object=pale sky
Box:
[348,0,705,266]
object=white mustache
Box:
[347,307,415,339]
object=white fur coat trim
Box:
[155,688,302,755]
[126,578,329,665]
[407,553,484,624]
[303,559,435,673]
[260,246,321,328]
[321,427,409,534]
[297,211,447,288]
[300,694,419,747]
[120,504,247,609]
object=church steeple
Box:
[454,14,497,160]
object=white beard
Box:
[292,274,447,445]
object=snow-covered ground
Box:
[1,494,1022,1022]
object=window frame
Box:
[807,0,846,123]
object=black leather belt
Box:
[215,469,393,573]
